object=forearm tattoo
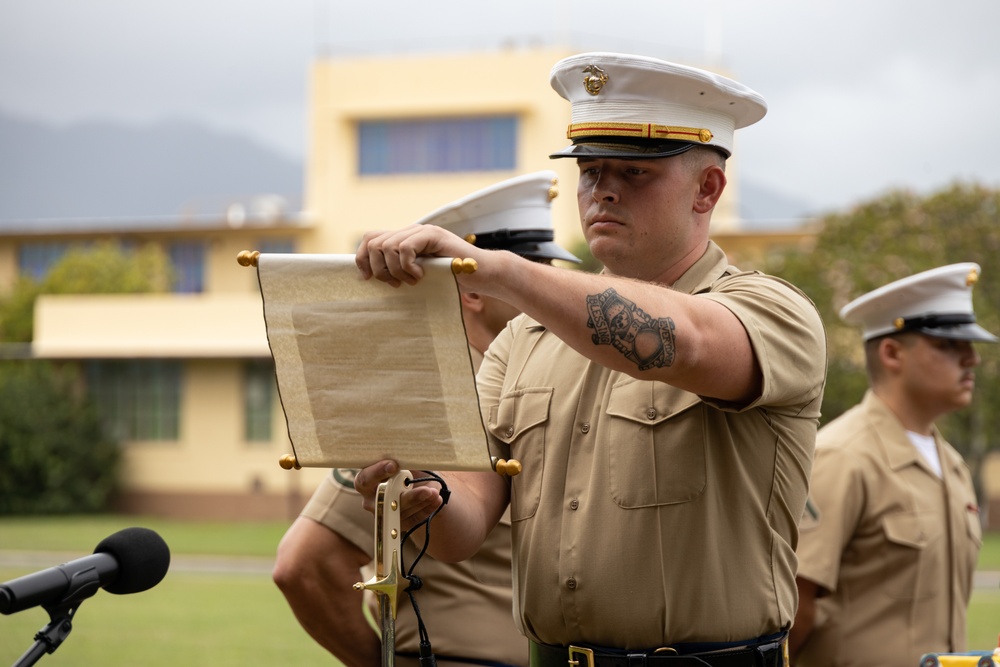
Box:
[586,288,676,371]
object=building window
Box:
[85,360,182,441]
[168,241,205,293]
[244,360,275,442]
[18,242,71,280]
[359,116,517,175]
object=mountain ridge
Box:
[0,112,814,227]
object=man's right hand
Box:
[353,459,446,529]
[356,224,483,288]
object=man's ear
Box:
[878,337,905,374]
[460,292,485,313]
[693,164,726,214]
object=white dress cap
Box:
[840,263,998,342]
[414,171,580,263]
[549,52,767,159]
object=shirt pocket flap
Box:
[882,511,929,550]
[488,387,553,443]
[606,377,701,425]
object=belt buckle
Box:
[568,646,595,667]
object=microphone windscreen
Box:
[94,527,171,595]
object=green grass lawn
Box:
[1,516,999,665]
[0,568,335,666]
[0,515,335,666]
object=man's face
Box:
[899,334,981,413]
[575,156,703,281]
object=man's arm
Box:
[356,225,760,403]
[273,517,379,667]
[788,576,823,664]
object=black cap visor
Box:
[550,137,723,160]
[891,312,999,343]
[511,241,581,264]
[474,229,581,264]
[916,323,999,343]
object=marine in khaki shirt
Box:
[480,241,825,647]
[792,264,994,667]
[354,52,827,666]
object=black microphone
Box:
[0,526,171,615]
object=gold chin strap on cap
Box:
[566,121,713,144]
[353,470,413,667]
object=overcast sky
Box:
[2,0,999,217]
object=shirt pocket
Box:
[880,510,939,600]
[606,378,706,508]
[487,387,552,521]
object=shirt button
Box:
[566,578,577,590]
[569,499,579,510]
[581,423,590,434]
[646,408,657,420]
[505,426,514,438]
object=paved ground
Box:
[2,550,999,588]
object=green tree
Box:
[0,241,174,343]
[0,361,120,514]
[0,241,171,513]
[768,183,1000,498]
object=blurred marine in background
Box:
[272,171,579,667]
[791,263,996,667]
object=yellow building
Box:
[22,48,997,525]
[0,48,607,520]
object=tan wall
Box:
[305,48,581,256]
[117,358,328,515]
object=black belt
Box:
[396,651,523,667]
[529,636,786,667]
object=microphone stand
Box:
[10,564,102,667]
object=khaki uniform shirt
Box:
[478,242,827,648]
[795,391,982,667]
[303,471,527,667]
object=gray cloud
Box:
[2,0,999,214]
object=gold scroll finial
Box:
[279,453,301,470]
[237,250,260,267]
[491,456,522,477]
[451,258,478,275]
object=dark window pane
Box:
[359,116,517,175]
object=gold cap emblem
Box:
[893,317,905,330]
[967,268,979,287]
[548,176,558,201]
[582,64,608,96]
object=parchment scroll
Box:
[256,254,491,471]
